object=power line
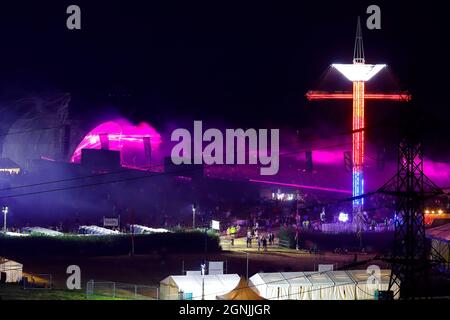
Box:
[0,140,354,196]
[0,163,165,192]
[0,166,201,200]
[0,140,350,192]
[0,120,392,192]
[0,121,398,194]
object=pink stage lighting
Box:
[71,119,162,170]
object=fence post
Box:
[86,280,92,296]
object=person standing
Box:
[262,236,268,251]
[247,229,252,248]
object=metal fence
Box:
[86,280,159,300]
[278,239,291,248]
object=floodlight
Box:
[211,220,220,231]
[332,64,386,82]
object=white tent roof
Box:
[251,272,339,287]
[281,272,312,286]
[160,274,240,300]
[78,225,120,235]
[252,273,287,287]
[346,269,392,284]
[21,227,63,236]
[250,270,399,300]
[130,224,170,234]
[427,223,450,243]
[0,258,23,283]
[326,270,356,285]
[304,272,335,286]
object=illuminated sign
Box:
[211,220,220,231]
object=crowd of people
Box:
[246,228,275,252]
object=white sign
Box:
[211,220,220,231]
[208,261,224,275]
[103,217,119,227]
[318,264,334,272]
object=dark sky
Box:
[0,1,448,156]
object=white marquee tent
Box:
[129,225,170,234]
[249,269,399,300]
[0,258,23,283]
[427,223,450,271]
[21,227,63,237]
[78,226,120,236]
[160,274,240,300]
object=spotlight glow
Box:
[338,212,349,223]
[332,64,386,82]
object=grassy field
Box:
[277,226,395,253]
[0,284,122,300]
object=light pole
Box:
[246,252,249,280]
[201,262,206,300]
[192,203,197,229]
[2,206,9,232]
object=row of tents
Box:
[160,269,399,300]
[4,225,171,237]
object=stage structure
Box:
[306,18,411,213]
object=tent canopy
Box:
[427,223,450,242]
[250,270,399,300]
[0,258,23,283]
[427,223,450,269]
[216,277,266,300]
[160,274,240,300]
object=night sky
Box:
[0,1,448,158]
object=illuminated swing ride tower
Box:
[305,18,414,213]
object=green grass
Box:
[0,284,123,300]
